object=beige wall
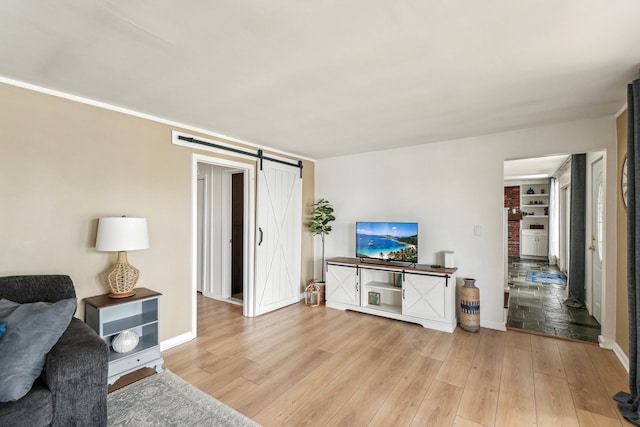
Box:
[616,110,628,356]
[0,82,314,342]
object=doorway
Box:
[504,153,603,343]
[196,163,247,304]
[231,172,244,301]
[192,154,256,331]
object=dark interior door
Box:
[231,173,244,297]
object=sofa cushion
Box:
[0,381,53,427]
[0,298,76,402]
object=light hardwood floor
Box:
[162,295,633,426]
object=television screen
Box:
[356,222,418,263]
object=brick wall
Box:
[504,186,520,257]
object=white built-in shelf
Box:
[365,281,402,292]
[518,181,550,259]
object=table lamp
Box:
[96,216,149,298]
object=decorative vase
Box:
[459,278,480,332]
[526,188,535,194]
[112,330,139,353]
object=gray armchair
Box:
[0,275,109,426]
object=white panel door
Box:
[254,160,302,315]
[402,273,447,321]
[590,157,604,323]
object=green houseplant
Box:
[306,198,335,283]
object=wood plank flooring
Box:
[161,295,633,426]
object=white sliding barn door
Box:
[254,160,302,315]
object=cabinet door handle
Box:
[402,289,405,299]
[258,227,263,246]
[356,283,359,292]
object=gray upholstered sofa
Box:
[0,275,109,426]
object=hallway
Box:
[506,258,601,343]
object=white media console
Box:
[325,257,457,332]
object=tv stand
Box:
[325,257,457,332]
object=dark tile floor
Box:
[506,257,601,343]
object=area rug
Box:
[525,271,567,285]
[108,370,261,427]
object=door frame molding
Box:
[191,153,256,337]
[586,154,605,322]
[196,173,209,295]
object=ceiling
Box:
[1,1,639,159]
[504,154,570,181]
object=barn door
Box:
[254,160,302,315]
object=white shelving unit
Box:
[85,288,164,385]
[520,181,549,258]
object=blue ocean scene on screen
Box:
[356,222,418,262]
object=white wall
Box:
[316,117,617,334]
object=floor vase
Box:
[460,278,480,332]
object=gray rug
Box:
[107,370,261,426]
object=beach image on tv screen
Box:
[356,222,418,263]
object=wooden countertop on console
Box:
[326,257,457,275]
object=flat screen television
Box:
[356,222,418,263]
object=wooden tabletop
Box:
[84,287,162,309]
[327,257,457,275]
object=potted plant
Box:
[306,198,335,289]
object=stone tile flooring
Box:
[506,257,601,343]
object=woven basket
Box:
[460,278,480,332]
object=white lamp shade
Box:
[96,217,149,252]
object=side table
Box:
[85,287,164,385]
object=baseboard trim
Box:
[611,341,630,373]
[481,320,507,331]
[598,335,614,349]
[160,332,195,352]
